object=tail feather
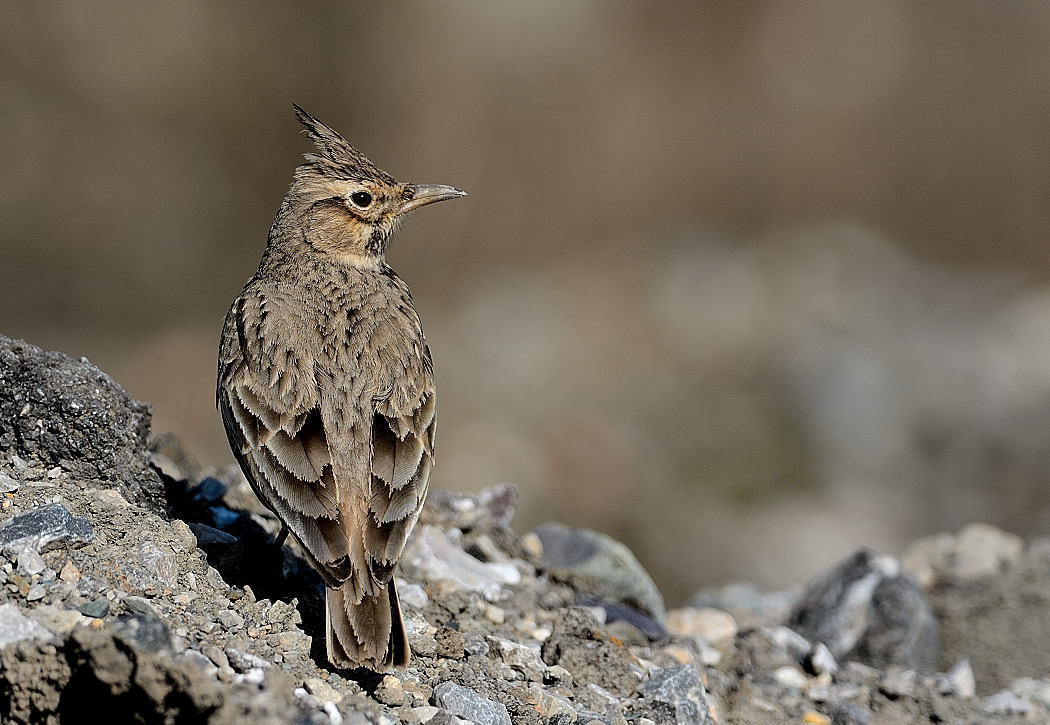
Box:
[325,578,409,671]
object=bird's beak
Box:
[399,184,467,214]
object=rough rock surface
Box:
[2,331,1050,724]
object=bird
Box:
[217,104,464,670]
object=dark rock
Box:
[0,503,94,557]
[432,681,512,725]
[532,521,665,620]
[193,477,229,504]
[580,597,667,642]
[78,600,110,618]
[628,665,713,725]
[0,335,165,512]
[788,548,938,671]
[0,602,54,647]
[110,614,173,654]
[122,596,159,617]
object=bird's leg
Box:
[272,525,289,551]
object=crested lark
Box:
[217,105,464,670]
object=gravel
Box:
[3,331,1050,724]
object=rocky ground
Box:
[1,332,1050,725]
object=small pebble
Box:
[409,706,439,723]
[58,561,81,582]
[304,676,344,704]
[520,532,543,558]
[773,666,809,690]
[374,674,405,706]
[16,549,46,576]
[805,642,838,676]
[397,581,428,609]
[203,645,229,669]
[227,648,270,671]
[0,471,21,493]
[124,596,158,616]
[941,659,975,698]
[879,669,919,699]
[217,609,245,631]
[484,604,506,624]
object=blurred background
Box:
[4,1,1050,605]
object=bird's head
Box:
[281,104,465,268]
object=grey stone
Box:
[191,523,239,545]
[0,602,54,646]
[400,524,520,595]
[193,477,229,503]
[804,641,838,676]
[0,335,164,511]
[16,548,45,576]
[0,502,94,557]
[420,484,519,532]
[903,524,1024,586]
[124,595,159,616]
[1009,677,1050,708]
[132,540,179,587]
[541,608,645,696]
[879,669,920,699]
[630,666,712,725]
[432,681,512,725]
[526,683,576,718]
[487,636,546,682]
[227,647,271,671]
[463,632,489,657]
[218,609,245,630]
[788,548,938,670]
[689,581,797,629]
[203,644,229,668]
[32,604,84,636]
[426,712,471,725]
[939,659,975,698]
[111,613,173,654]
[79,599,110,618]
[532,521,665,620]
[821,702,870,725]
[983,690,1032,716]
[0,471,20,493]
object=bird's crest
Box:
[292,104,393,184]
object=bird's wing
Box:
[364,381,436,578]
[217,286,352,587]
[321,309,437,604]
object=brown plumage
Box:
[217,105,464,670]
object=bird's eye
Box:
[349,191,373,208]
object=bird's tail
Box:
[326,578,409,671]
